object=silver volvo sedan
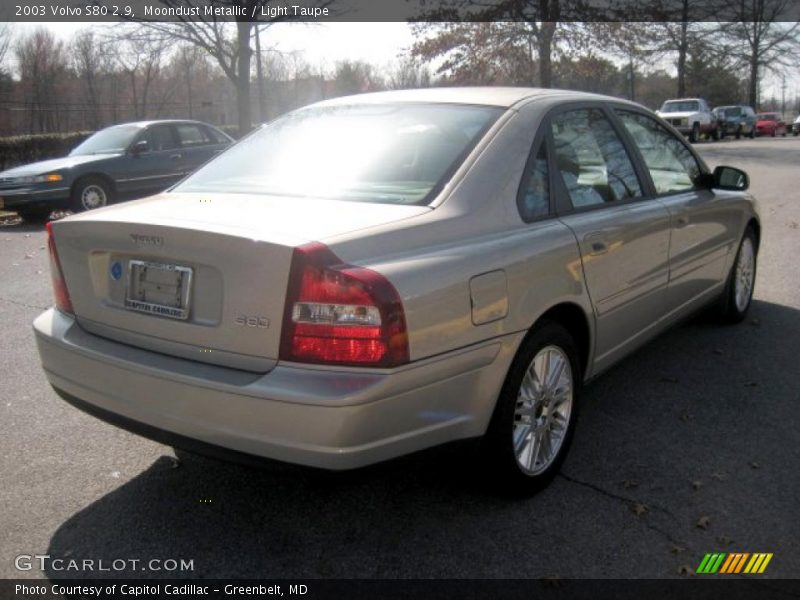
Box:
[34,88,759,494]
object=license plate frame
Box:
[124,260,193,320]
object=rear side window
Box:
[177,124,212,147]
[550,108,643,209]
[517,142,550,222]
[615,110,701,195]
[205,126,230,145]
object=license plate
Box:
[125,260,192,320]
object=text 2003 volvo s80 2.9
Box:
[35,88,759,494]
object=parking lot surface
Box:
[1,136,798,579]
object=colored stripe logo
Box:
[696,553,773,574]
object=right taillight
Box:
[279,242,409,368]
[46,222,73,315]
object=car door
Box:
[175,123,219,175]
[614,109,738,314]
[549,106,672,371]
[118,124,185,197]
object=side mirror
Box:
[131,140,149,156]
[713,165,749,191]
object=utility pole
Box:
[254,25,266,124]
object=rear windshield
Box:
[757,113,778,121]
[174,103,503,205]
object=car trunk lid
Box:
[51,192,429,372]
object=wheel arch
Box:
[527,302,592,382]
[70,172,117,198]
[746,217,761,252]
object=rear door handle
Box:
[170,153,182,160]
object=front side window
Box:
[175,103,503,205]
[616,110,702,195]
[550,108,643,209]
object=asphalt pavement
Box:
[1,136,798,580]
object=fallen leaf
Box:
[24,233,31,238]
[110,471,120,479]
[744,381,758,387]
[711,471,727,481]
[677,564,694,576]
[691,480,703,491]
[790,221,799,229]
[24,254,33,259]
[679,412,693,422]
[696,515,711,530]
[660,376,679,383]
[750,318,761,327]
[749,461,759,469]
[168,456,181,469]
[671,545,686,554]
[622,479,640,489]
[712,348,723,355]
[630,502,649,516]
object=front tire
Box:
[482,321,581,495]
[689,123,700,144]
[718,228,757,323]
[70,176,112,212]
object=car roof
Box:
[306,87,640,110]
[104,119,218,129]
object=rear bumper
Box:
[0,186,70,211]
[34,308,522,470]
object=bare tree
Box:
[386,57,432,90]
[720,0,800,108]
[111,28,172,119]
[71,30,108,129]
[15,28,68,133]
[132,0,336,135]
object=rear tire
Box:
[17,208,51,224]
[712,126,721,141]
[717,228,757,323]
[735,126,742,140]
[750,128,756,139]
[481,321,581,496]
[70,176,113,212]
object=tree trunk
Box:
[236,19,253,136]
[538,22,556,88]
[748,55,759,108]
[677,18,688,97]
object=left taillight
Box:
[46,222,73,314]
[279,242,409,368]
